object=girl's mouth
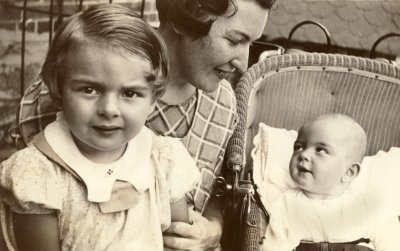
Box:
[93,125,121,134]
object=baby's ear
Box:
[342,162,360,184]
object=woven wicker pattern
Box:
[226,53,400,168]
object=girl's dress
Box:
[0,115,200,251]
[11,79,237,214]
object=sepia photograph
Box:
[0,0,399,250]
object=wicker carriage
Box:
[222,52,400,251]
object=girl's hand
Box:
[163,209,222,251]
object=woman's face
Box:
[175,0,269,92]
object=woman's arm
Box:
[13,213,61,251]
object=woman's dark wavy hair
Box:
[41,4,168,105]
[156,0,276,38]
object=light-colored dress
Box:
[263,187,400,251]
[0,117,200,251]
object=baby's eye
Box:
[293,143,303,151]
[122,90,139,98]
[316,147,328,154]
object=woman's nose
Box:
[231,47,249,74]
[97,95,120,118]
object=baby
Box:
[263,113,400,251]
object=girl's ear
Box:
[342,162,360,184]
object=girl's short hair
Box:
[156,0,276,38]
[41,4,168,105]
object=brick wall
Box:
[264,0,400,59]
[0,0,159,34]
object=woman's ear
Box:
[342,162,360,184]
[170,22,184,36]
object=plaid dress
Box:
[11,80,237,213]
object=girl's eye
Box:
[123,90,139,98]
[82,87,98,95]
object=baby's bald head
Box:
[304,113,367,163]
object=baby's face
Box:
[289,120,353,199]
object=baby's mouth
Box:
[298,165,312,174]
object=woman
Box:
[10,0,275,250]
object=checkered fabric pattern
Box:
[147,80,237,213]
[11,80,237,213]
[146,93,197,138]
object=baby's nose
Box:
[299,150,311,161]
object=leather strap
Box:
[296,239,373,251]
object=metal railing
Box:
[1,0,146,98]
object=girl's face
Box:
[174,0,269,92]
[61,44,155,162]
[289,120,352,199]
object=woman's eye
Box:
[227,38,240,46]
[123,90,139,98]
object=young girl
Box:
[0,4,199,251]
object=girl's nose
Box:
[98,95,120,118]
